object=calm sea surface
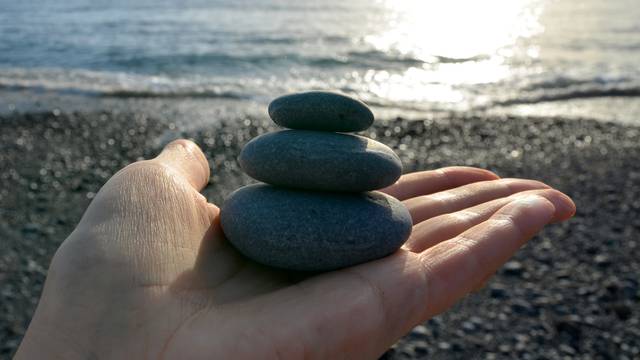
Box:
[1,0,639,123]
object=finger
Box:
[404,188,576,252]
[154,139,210,191]
[405,178,550,224]
[381,167,499,200]
[419,195,555,318]
[205,202,220,222]
[471,272,495,292]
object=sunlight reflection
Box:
[368,0,544,60]
[364,68,464,103]
[361,0,545,104]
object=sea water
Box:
[0,0,639,123]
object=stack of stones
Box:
[220,91,413,271]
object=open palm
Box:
[16,140,575,360]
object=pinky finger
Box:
[405,188,575,253]
[419,195,556,319]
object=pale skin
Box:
[16,139,576,359]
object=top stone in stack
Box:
[220,91,413,271]
[268,90,375,132]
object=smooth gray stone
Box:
[268,91,374,132]
[239,130,402,191]
[220,184,412,271]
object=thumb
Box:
[75,139,214,246]
[68,139,215,287]
[153,139,211,191]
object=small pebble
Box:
[503,260,524,276]
[489,283,509,299]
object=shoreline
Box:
[3,87,640,126]
[1,110,639,358]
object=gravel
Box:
[1,110,639,359]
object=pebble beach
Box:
[1,109,639,359]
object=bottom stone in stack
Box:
[220,184,413,271]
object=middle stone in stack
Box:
[220,91,413,272]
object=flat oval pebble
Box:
[220,184,412,271]
[239,130,402,191]
[268,91,374,132]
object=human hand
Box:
[16,139,575,359]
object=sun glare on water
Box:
[359,0,545,106]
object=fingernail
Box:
[555,192,577,219]
[512,195,556,223]
[512,195,550,207]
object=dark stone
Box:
[220,184,412,271]
[559,344,577,355]
[239,130,402,191]
[554,317,583,341]
[489,283,509,299]
[21,223,40,234]
[594,254,612,267]
[511,300,539,317]
[503,260,524,276]
[412,325,428,337]
[268,91,374,132]
[462,321,477,332]
[612,303,632,320]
